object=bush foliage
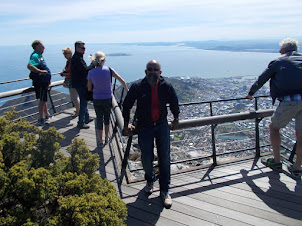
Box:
[0,110,127,225]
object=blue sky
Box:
[1,0,302,45]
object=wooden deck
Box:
[46,108,302,226]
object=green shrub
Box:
[0,110,127,225]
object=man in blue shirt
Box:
[27,40,52,126]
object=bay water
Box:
[0,43,278,93]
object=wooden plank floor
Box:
[44,108,302,226]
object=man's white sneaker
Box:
[160,191,172,209]
[144,181,153,195]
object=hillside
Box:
[114,77,208,104]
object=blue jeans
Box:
[138,121,171,193]
[75,85,90,126]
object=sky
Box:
[1,0,302,45]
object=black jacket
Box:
[248,51,302,102]
[122,76,180,128]
[70,51,94,88]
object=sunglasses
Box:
[79,47,86,50]
[147,68,160,72]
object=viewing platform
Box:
[48,108,302,225]
[0,78,301,225]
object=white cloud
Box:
[0,0,302,44]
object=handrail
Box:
[0,80,64,99]
[171,109,274,130]
[112,96,124,130]
[0,72,61,85]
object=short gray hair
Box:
[279,38,298,52]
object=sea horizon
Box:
[0,42,279,93]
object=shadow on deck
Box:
[44,108,302,226]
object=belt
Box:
[152,121,165,126]
[278,94,302,102]
[139,120,166,127]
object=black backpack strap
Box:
[109,67,113,83]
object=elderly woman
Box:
[87,51,128,147]
[61,47,80,118]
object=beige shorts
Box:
[271,101,302,130]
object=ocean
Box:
[0,43,278,93]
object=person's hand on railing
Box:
[170,118,179,130]
[123,123,136,136]
[246,94,254,100]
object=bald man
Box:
[123,60,179,209]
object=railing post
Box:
[254,98,260,157]
[210,102,217,165]
[48,87,56,114]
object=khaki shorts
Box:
[271,101,302,130]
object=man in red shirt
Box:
[123,60,179,209]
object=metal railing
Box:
[110,85,280,180]
[0,79,72,121]
[0,76,296,182]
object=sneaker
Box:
[85,118,94,124]
[261,158,282,171]
[45,114,53,121]
[37,118,47,126]
[97,140,104,148]
[144,181,154,195]
[287,165,302,179]
[71,113,78,119]
[160,191,172,209]
[77,124,90,129]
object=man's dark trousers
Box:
[138,120,171,192]
[75,85,90,126]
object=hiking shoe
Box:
[144,181,154,195]
[160,191,172,209]
[287,165,302,179]
[45,114,53,121]
[261,158,282,171]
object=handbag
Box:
[63,78,72,88]
[84,86,93,101]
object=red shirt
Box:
[64,60,71,78]
[151,81,161,122]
